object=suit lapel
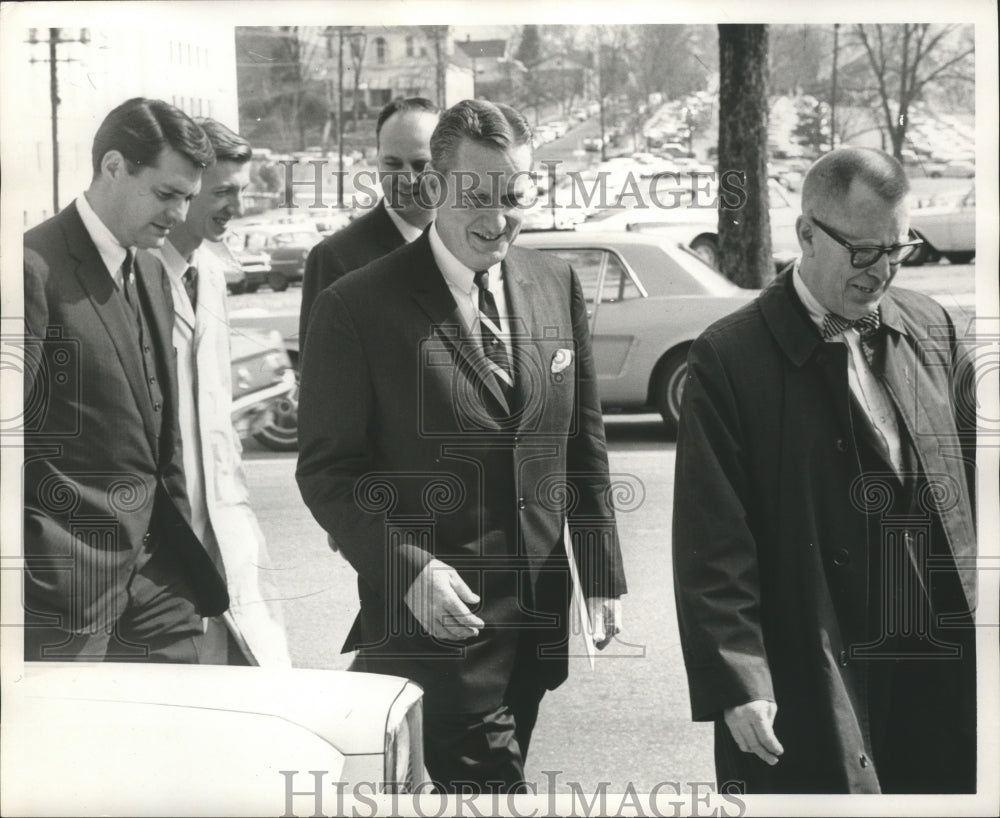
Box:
[135,252,180,452]
[62,205,158,455]
[370,203,408,254]
[406,237,510,420]
[501,251,543,425]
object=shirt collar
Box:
[383,200,425,244]
[428,222,501,295]
[75,192,131,281]
[790,258,830,335]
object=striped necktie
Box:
[183,265,199,311]
[821,310,880,341]
[473,270,514,398]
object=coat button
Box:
[153,402,162,411]
[143,532,151,543]
[517,497,526,510]
[859,753,869,768]
[833,549,851,567]
[838,649,849,666]
[836,438,849,452]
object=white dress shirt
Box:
[793,261,903,474]
[75,193,131,285]
[428,222,512,342]
[383,201,425,243]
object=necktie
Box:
[821,310,880,341]
[473,270,514,397]
[121,249,136,307]
[822,310,880,365]
[183,265,199,311]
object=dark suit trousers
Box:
[422,634,549,793]
[24,523,228,665]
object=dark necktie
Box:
[120,249,141,324]
[473,270,514,398]
[183,265,199,311]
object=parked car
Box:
[229,306,301,451]
[238,226,323,292]
[517,231,757,433]
[214,233,271,294]
[7,662,427,812]
[583,136,604,152]
[925,159,975,179]
[907,186,976,265]
[578,179,802,271]
[229,327,297,440]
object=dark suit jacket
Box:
[672,270,976,791]
[296,232,626,713]
[298,203,405,345]
[23,202,229,636]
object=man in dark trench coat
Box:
[672,147,978,794]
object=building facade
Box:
[10,26,238,230]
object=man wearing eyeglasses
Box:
[672,147,977,794]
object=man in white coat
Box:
[144,118,290,666]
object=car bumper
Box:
[231,370,297,438]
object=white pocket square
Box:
[551,348,573,374]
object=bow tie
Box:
[821,310,880,341]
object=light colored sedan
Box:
[577,179,802,271]
[907,186,976,265]
[5,662,427,814]
[518,231,757,432]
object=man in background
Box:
[298,97,439,343]
[144,117,291,666]
[23,97,229,662]
[673,146,976,793]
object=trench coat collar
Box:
[761,265,912,368]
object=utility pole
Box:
[830,24,840,152]
[28,28,90,215]
[337,27,345,208]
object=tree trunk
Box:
[718,24,773,288]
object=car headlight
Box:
[382,682,424,794]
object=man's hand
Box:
[586,596,622,650]
[723,700,784,766]
[404,558,485,641]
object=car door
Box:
[533,246,644,385]
[950,188,975,251]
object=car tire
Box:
[268,271,289,292]
[245,283,260,294]
[252,380,299,452]
[690,235,720,269]
[929,171,942,179]
[227,281,247,295]
[944,251,974,265]
[652,347,689,437]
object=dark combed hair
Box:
[194,117,252,164]
[430,99,533,172]
[91,97,214,177]
[802,147,910,213]
[375,97,440,145]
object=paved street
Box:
[243,414,714,792]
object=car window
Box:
[600,252,642,303]
[540,248,603,302]
[245,233,267,252]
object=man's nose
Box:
[166,198,189,225]
[231,192,245,218]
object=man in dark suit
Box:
[298,97,439,344]
[23,97,230,663]
[297,100,627,792]
[673,147,977,793]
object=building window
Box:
[374,37,387,64]
[405,36,414,57]
[420,44,427,57]
[326,34,334,59]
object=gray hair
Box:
[802,147,910,215]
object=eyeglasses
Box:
[811,217,924,269]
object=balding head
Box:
[801,147,909,221]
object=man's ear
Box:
[100,150,128,182]
[421,165,444,208]
[795,214,815,258]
